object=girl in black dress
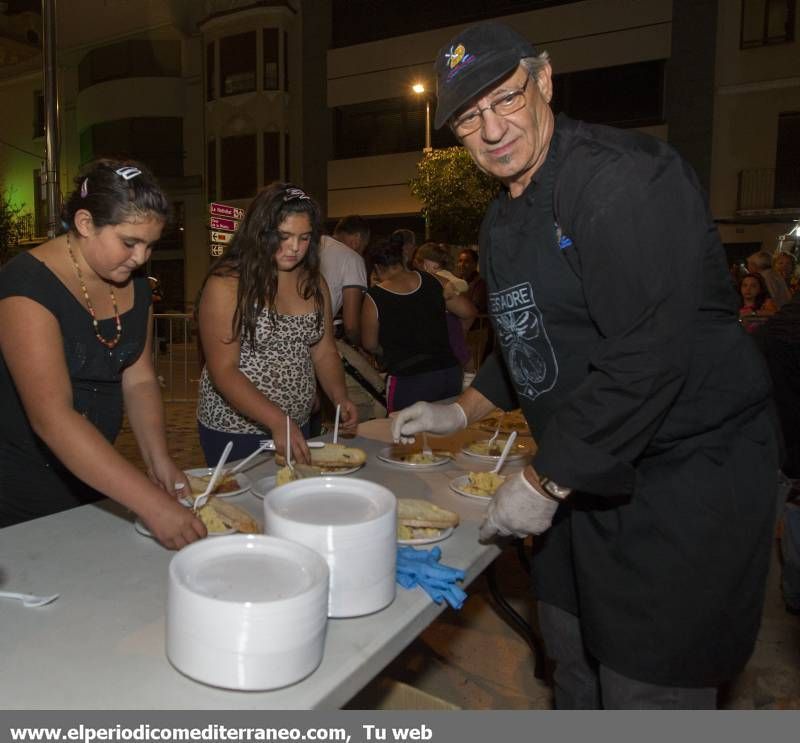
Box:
[0,159,205,548]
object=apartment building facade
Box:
[0,0,797,307]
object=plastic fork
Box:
[228,440,270,475]
[0,590,60,608]
[193,440,233,511]
[486,423,502,455]
[259,439,325,449]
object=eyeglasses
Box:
[451,77,531,136]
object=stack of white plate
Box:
[166,534,329,690]
[264,477,396,618]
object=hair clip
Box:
[80,178,89,198]
[115,166,142,181]
[283,187,310,202]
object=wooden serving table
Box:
[0,418,532,710]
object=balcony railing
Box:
[738,168,800,212]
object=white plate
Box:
[249,474,277,499]
[397,526,454,546]
[317,463,364,476]
[449,474,495,502]
[184,467,250,498]
[461,440,530,463]
[376,446,451,469]
[134,519,235,538]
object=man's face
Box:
[452,63,555,198]
[457,251,477,279]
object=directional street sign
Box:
[209,202,245,220]
[209,216,239,231]
[210,230,234,245]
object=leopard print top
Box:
[197,310,323,434]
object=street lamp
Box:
[412,82,432,153]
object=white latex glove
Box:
[479,471,560,541]
[391,401,468,444]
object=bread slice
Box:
[197,496,260,534]
[276,443,366,470]
[397,499,459,529]
[276,464,324,484]
[186,472,240,495]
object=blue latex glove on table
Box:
[396,546,467,609]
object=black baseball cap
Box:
[434,21,537,129]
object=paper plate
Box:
[376,446,450,469]
[249,474,278,500]
[461,439,531,463]
[449,474,495,503]
[397,526,454,546]
[134,519,235,538]
[184,467,250,498]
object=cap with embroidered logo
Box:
[434,21,537,129]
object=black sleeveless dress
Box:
[0,252,151,526]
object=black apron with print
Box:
[478,125,777,687]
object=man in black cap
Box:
[392,21,778,708]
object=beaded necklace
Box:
[66,233,122,349]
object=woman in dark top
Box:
[0,159,204,548]
[361,236,462,412]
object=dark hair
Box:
[459,248,479,263]
[61,158,170,231]
[200,182,324,349]
[740,272,770,310]
[334,214,370,244]
[364,234,405,278]
[416,242,453,270]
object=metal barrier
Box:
[152,313,200,402]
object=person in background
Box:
[739,272,777,333]
[332,214,371,257]
[415,241,478,370]
[456,248,488,315]
[773,251,800,296]
[196,183,358,466]
[361,236,462,412]
[747,250,792,309]
[392,228,417,269]
[392,21,777,708]
[319,234,367,346]
[0,159,204,548]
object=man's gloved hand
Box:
[391,402,467,444]
[479,471,560,541]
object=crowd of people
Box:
[1,17,799,710]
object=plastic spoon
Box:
[333,404,341,444]
[285,415,294,475]
[193,440,233,511]
[492,431,518,474]
[0,590,60,608]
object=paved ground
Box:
[115,400,800,709]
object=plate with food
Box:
[183,467,250,498]
[396,498,458,545]
[134,494,261,538]
[476,409,531,436]
[462,437,531,462]
[449,471,506,501]
[275,443,366,476]
[376,446,452,469]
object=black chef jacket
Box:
[473,114,778,687]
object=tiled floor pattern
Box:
[115,401,800,709]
